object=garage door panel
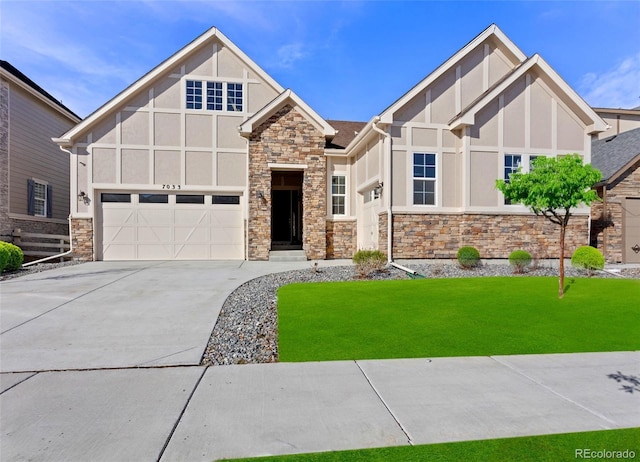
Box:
[211,244,243,259]
[137,244,173,260]
[175,244,210,260]
[175,226,210,241]
[174,209,209,225]
[99,193,243,260]
[138,226,172,242]
[102,244,136,260]
[138,209,173,225]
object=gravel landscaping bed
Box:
[0,260,82,281]
[201,262,638,366]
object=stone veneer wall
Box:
[591,160,640,263]
[70,218,94,261]
[247,104,327,260]
[326,219,356,259]
[378,212,388,256]
[391,213,589,259]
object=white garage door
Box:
[98,193,244,260]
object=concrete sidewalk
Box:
[2,351,638,461]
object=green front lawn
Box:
[277,277,639,362]
[224,428,640,461]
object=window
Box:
[27,179,51,217]
[413,153,436,205]
[101,193,131,203]
[207,82,222,111]
[504,154,522,205]
[331,176,346,215]
[529,155,539,171]
[227,83,243,111]
[176,195,204,204]
[139,194,168,204]
[186,80,202,109]
[212,195,240,205]
[187,80,242,112]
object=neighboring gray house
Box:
[591,127,640,263]
[54,25,608,262]
[0,61,81,241]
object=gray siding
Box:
[8,83,75,220]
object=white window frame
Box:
[413,152,437,206]
[503,154,522,205]
[33,179,47,217]
[331,175,346,215]
[185,79,243,113]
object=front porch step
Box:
[269,250,307,262]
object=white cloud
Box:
[579,52,640,109]
[275,43,307,68]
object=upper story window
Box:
[227,83,243,112]
[504,154,522,205]
[186,80,242,112]
[331,175,346,215]
[186,80,203,110]
[207,82,223,111]
[413,153,436,206]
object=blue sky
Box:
[2,1,639,121]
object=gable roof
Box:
[1,60,81,122]
[378,24,527,124]
[238,89,336,138]
[448,54,608,134]
[591,127,640,184]
[55,27,284,147]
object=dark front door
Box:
[271,189,302,249]
[271,171,303,250]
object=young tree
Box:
[496,154,602,298]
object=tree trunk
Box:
[559,224,566,298]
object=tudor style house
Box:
[1,61,81,242]
[55,25,611,262]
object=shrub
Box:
[457,246,480,269]
[0,242,24,272]
[509,250,532,274]
[0,245,9,273]
[571,246,604,275]
[353,249,387,278]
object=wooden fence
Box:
[12,229,71,261]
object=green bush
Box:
[0,241,24,272]
[457,246,480,269]
[353,249,387,278]
[509,250,532,274]
[0,245,9,273]
[571,246,604,275]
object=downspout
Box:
[22,144,76,267]
[371,116,393,263]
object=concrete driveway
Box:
[0,260,319,372]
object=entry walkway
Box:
[1,262,638,460]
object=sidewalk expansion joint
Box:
[0,372,39,395]
[354,360,414,446]
[156,365,208,462]
[490,356,617,427]
[2,364,205,374]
